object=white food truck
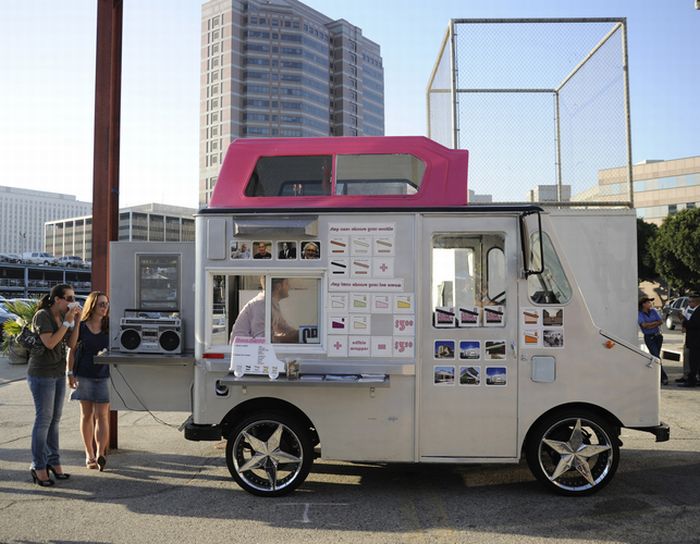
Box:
[105,136,668,497]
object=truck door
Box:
[419,216,519,458]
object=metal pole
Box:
[449,20,459,149]
[93,0,123,450]
[621,20,634,207]
[554,91,563,202]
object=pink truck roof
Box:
[208,136,469,209]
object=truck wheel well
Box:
[220,397,319,446]
[521,402,623,457]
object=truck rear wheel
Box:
[525,409,619,496]
[225,411,313,497]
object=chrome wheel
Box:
[526,411,619,496]
[226,412,312,496]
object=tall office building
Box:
[0,186,91,254]
[200,0,385,205]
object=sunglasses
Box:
[97,302,110,308]
[62,295,76,302]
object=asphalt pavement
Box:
[1,331,699,544]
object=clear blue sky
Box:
[0,0,697,208]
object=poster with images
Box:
[351,258,371,277]
[252,241,273,259]
[543,329,565,348]
[459,365,481,386]
[521,308,541,326]
[434,307,456,328]
[457,306,480,327]
[277,241,298,260]
[373,236,395,256]
[328,293,349,311]
[371,294,392,313]
[328,236,349,256]
[459,340,481,360]
[301,241,321,260]
[393,294,415,313]
[485,366,507,386]
[330,259,349,277]
[434,340,455,359]
[522,329,541,347]
[543,308,564,327]
[230,240,252,260]
[350,293,370,312]
[483,306,505,326]
[434,365,455,385]
[328,315,348,334]
[485,340,507,360]
[349,314,371,334]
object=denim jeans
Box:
[27,375,66,470]
[644,333,668,382]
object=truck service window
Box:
[244,155,332,196]
[527,232,572,304]
[335,154,425,195]
[214,274,321,346]
[431,234,506,326]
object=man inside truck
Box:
[229,277,298,343]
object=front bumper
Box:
[184,420,222,441]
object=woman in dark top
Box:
[27,283,82,486]
[67,291,110,471]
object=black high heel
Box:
[97,455,107,472]
[31,469,55,487]
[46,464,70,480]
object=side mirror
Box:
[520,210,544,277]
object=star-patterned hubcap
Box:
[538,418,614,491]
[233,420,304,492]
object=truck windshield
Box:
[527,232,571,304]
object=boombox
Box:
[118,310,183,354]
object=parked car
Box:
[0,253,22,263]
[0,304,18,344]
[21,252,58,266]
[57,255,84,268]
[662,296,689,330]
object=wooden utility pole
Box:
[92,0,123,449]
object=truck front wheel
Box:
[225,411,313,496]
[525,409,619,496]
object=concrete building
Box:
[527,184,572,203]
[0,186,91,254]
[575,156,700,225]
[200,0,385,205]
[44,203,197,261]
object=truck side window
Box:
[487,248,506,304]
[244,156,332,197]
[527,232,572,304]
[335,154,424,195]
[432,234,506,326]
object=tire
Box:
[225,411,313,497]
[525,409,619,496]
[665,316,675,330]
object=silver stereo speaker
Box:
[118,310,183,354]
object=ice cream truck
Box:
[105,136,668,497]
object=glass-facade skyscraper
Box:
[200,0,385,205]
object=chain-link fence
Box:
[427,19,632,206]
